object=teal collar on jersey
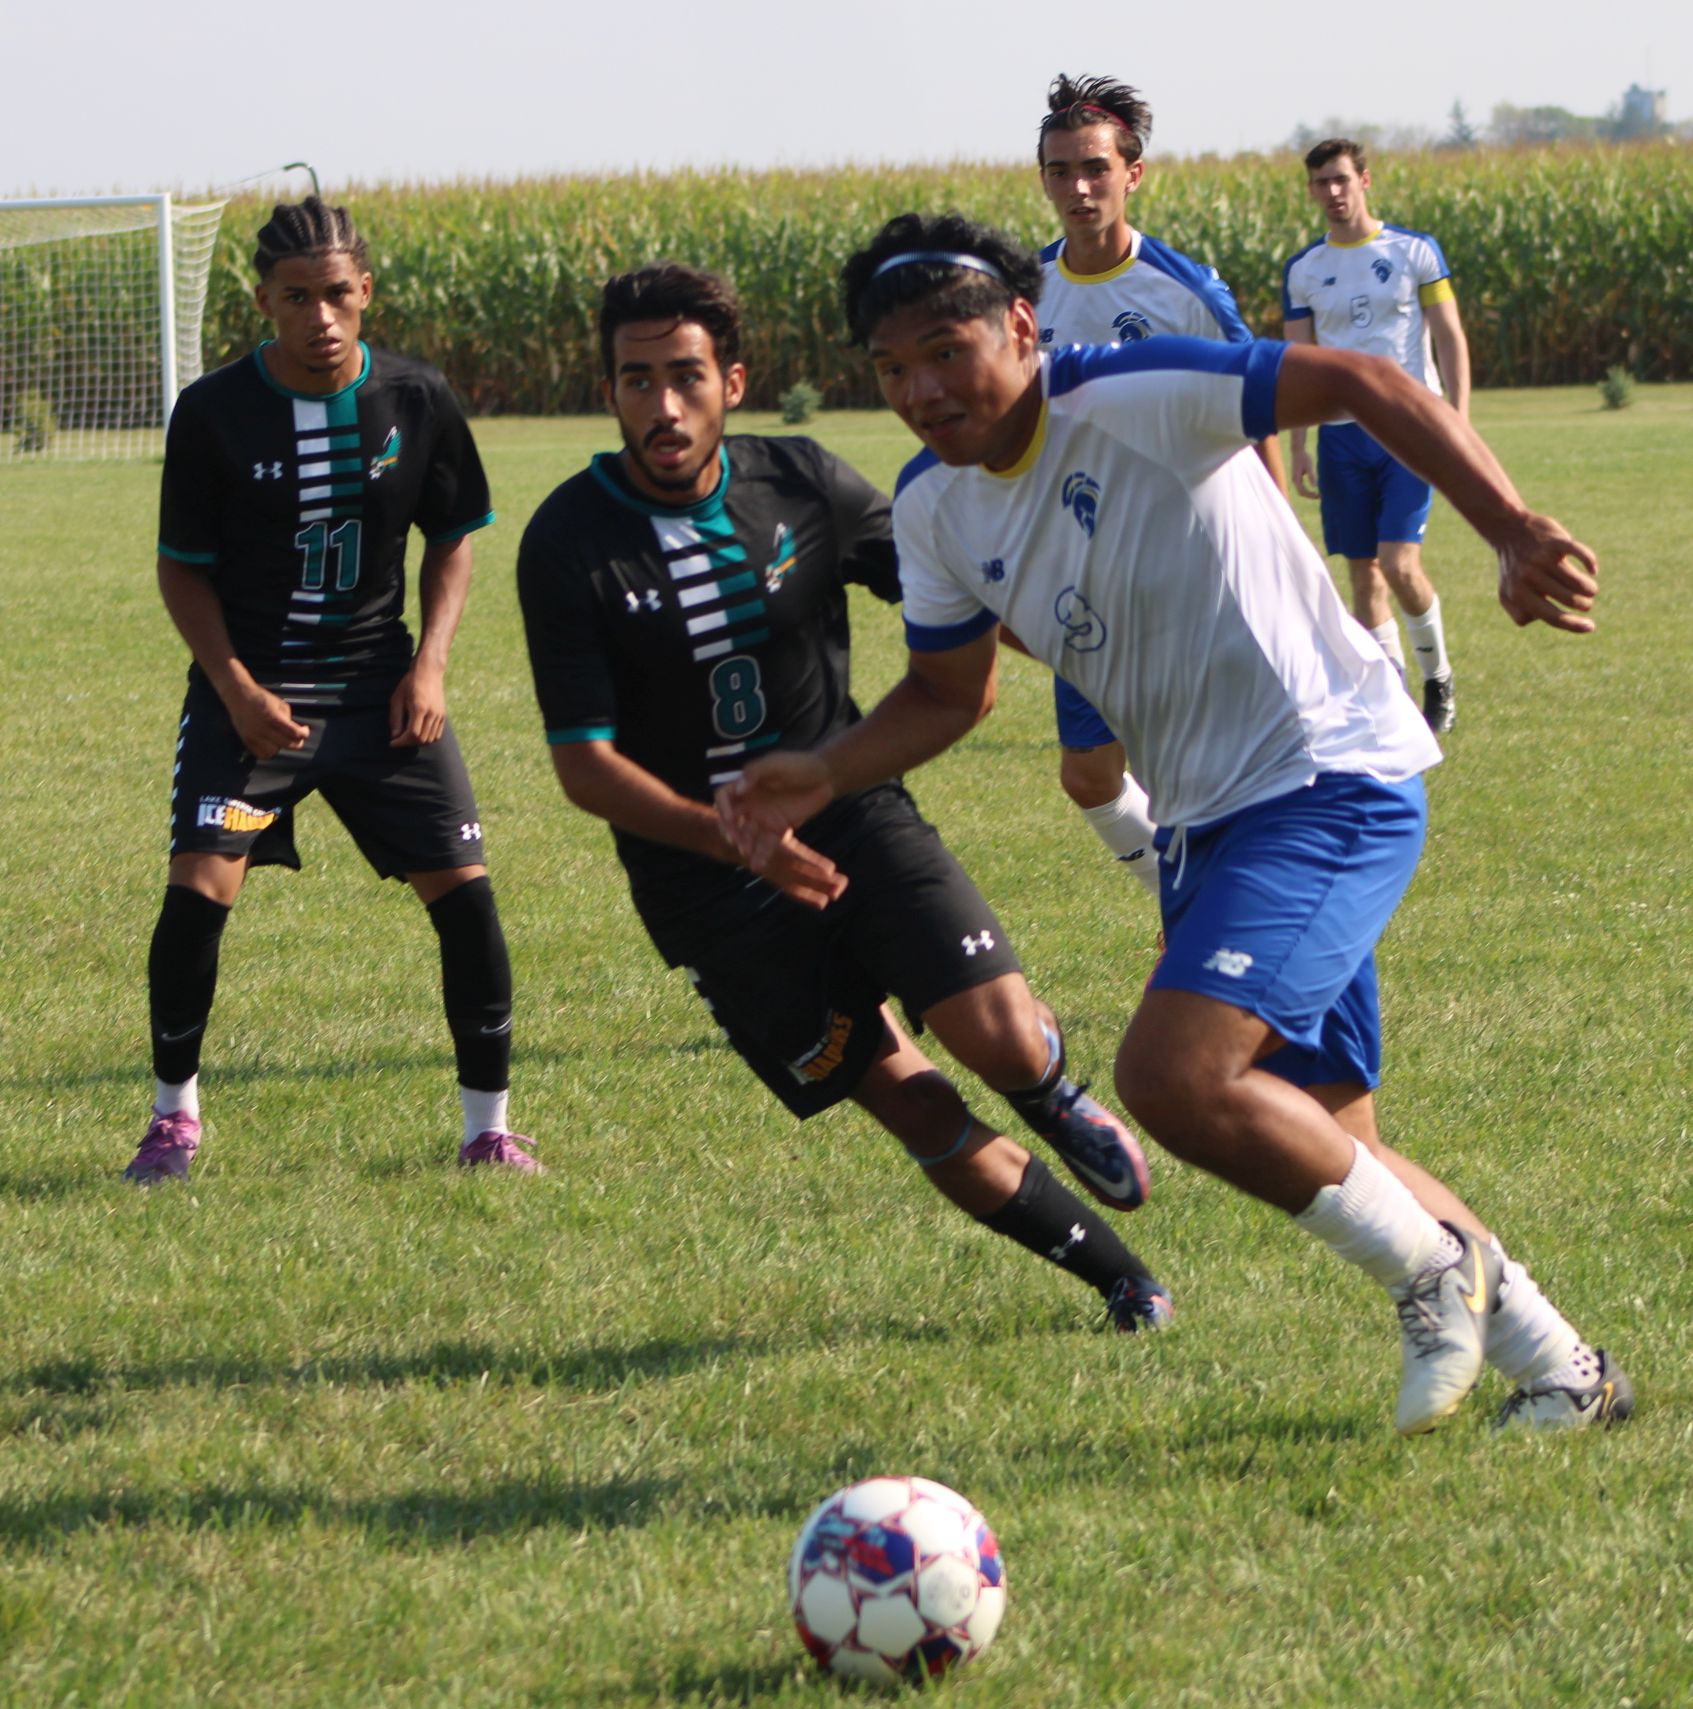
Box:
[252,339,372,401]
[589,445,730,518]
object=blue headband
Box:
[869,250,1007,284]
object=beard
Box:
[618,416,723,496]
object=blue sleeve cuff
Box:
[425,510,495,545]
[546,724,616,745]
[904,607,999,653]
[1240,340,1288,443]
[1282,304,1313,321]
[158,543,218,566]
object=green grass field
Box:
[2,388,1689,1707]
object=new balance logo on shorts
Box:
[962,931,995,956]
[1203,948,1254,978]
[196,796,278,833]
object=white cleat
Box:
[1392,1224,1501,1436]
[1494,1349,1635,1432]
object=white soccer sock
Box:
[155,1075,199,1120]
[1294,1138,1450,1288]
[1079,775,1161,899]
[461,1086,510,1145]
[1369,620,1409,688]
[1485,1238,1584,1385]
[1403,596,1451,683]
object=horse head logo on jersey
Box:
[1112,309,1152,343]
[1371,258,1393,284]
[1054,585,1106,653]
[1061,471,1101,538]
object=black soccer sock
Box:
[979,1155,1157,1299]
[426,876,513,1093]
[148,885,232,1084]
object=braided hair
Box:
[252,196,370,278]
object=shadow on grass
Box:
[14,1333,764,1400]
[0,1472,679,1553]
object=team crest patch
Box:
[790,1010,854,1085]
[764,522,797,593]
[196,796,278,833]
[1112,309,1152,342]
[1062,471,1101,537]
[1054,586,1106,653]
[368,426,401,480]
[1371,258,1393,283]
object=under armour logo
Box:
[625,588,662,612]
[1203,948,1254,978]
[459,821,482,841]
[962,931,995,956]
[1049,1223,1086,1262]
[253,461,283,480]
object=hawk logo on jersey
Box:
[1054,586,1106,653]
[368,426,401,480]
[1371,258,1393,283]
[1062,471,1101,538]
[253,461,283,480]
[764,522,797,593]
[1112,310,1152,343]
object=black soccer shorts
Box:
[683,785,1022,1118]
[167,673,487,879]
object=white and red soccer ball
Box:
[787,1475,1006,1684]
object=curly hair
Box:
[599,264,743,379]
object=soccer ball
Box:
[787,1475,1006,1684]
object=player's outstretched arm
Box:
[719,630,999,878]
[554,741,846,911]
[157,557,308,759]
[392,535,474,746]
[1274,345,1598,632]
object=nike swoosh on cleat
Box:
[157,1025,204,1043]
[1460,1254,1488,1316]
[479,1020,513,1036]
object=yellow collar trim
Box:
[986,398,1048,481]
[1326,223,1385,250]
[1056,227,1142,284]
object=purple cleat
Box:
[124,1108,201,1185]
[458,1130,544,1173]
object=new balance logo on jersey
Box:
[1203,948,1254,978]
[624,589,662,613]
[1112,309,1152,343]
[368,426,401,480]
[1054,586,1106,653]
[1062,471,1101,537]
[196,795,278,832]
[1372,258,1393,283]
[459,821,482,841]
[253,461,283,480]
[980,558,1006,583]
[962,931,995,956]
[1040,327,1055,343]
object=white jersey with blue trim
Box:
[893,343,1441,830]
[1282,224,1454,393]
[1038,228,1253,352]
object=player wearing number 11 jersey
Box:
[127,197,540,1184]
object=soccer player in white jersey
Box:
[1283,138,1471,734]
[720,212,1632,1436]
[1035,74,1287,893]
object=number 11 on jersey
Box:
[295,518,363,591]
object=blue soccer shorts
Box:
[1054,676,1117,749]
[1317,421,1434,559]
[1147,772,1428,1088]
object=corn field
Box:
[41,144,1693,420]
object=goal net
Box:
[0,195,227,464]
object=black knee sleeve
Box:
[426,876,513,1092]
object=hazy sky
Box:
[4,0,1684,197]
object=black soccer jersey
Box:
[517,434,901,955]
[158,342,493,710]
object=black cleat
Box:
[1422,673,1456,734]
[1106,1275,1174,1333]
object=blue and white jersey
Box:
[893,343,1441,830]
[1282,225,1455,394]
[1039,229,1253,352]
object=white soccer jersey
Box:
[1282,224,1454,394]
[1039,229,1253,352]
[893,343,1441,830]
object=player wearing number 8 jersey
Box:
[518,263,1175,1334]
[128,196,540,1184]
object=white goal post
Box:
[0,194,227,463]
